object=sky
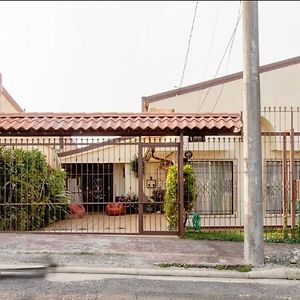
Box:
[0,1,299,113]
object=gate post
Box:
[178,132,184,238]
[282,134,287,236]
[290,123,296,237]
[138,137,144,234]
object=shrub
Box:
[0,147,69,231]
[117,192,139,214]
[164,164,197,230]
[150,187,165,213]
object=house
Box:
[0,74,65,168]
[141,56,300,228]
[53,56,300,232]
[0,56,299,234]
[0,74,24,113]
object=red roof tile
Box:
[0,112,242,136]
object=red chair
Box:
[106,203,125,216]
[68,203,85,218]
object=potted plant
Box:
[129,155,144,177]
[130,155,139,177]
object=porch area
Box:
[43,212,169,234]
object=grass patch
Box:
[184,226,300,244]
[215,264,252,272]
[184,229,244,242]
[157,262,189,268]
[156,262,252,272]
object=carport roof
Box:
[0,112,242,136]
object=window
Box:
[265,160,300,214]
[265,161,282,214]
[192,161,234,215]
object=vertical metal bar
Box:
[282,134,287,235]
[178,132,184,238]
[290,127,296,235]
[138,137,143,234]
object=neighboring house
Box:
[142,56,300,117]
[0,74,62,168]
[140,56,300,227]
[0,73,24,113]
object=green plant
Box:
[117,192,139,213]
[184,229,244,242]
[164,164,197,230]
[150,187,165,213]
[129,155,139,177]
[0,147,70,231]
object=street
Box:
[0,273,300,300]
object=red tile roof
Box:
[0,112,242,136]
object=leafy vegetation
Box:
[184,224,300,244]
[184,228,244,242]
[0,147,70,231]
[157,262,252,272]
[164,164,197,230]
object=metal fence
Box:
[0,107,299,239]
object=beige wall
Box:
[60,144,139,164]
[0,89,23,113]
[113,163,125,199]
[0,94,19,113]
[148,63,300,131]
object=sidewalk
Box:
[0,233,299,280]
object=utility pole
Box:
[243,1,264,266]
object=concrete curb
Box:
[50,265,300,280]
[1,264,300,280]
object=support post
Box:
[290,116,296,237]
[243,1,264,266]
[138,137,144,234]
[178,132,184,238]
[282,134,287,236]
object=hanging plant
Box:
[130,155,139,177]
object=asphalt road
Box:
[0,273,300,300]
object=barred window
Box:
[265,160,300,214]
[192,161,234,215]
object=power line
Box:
[211,4,242,112]
[201,2,220,82]
[179,1,199,88]
[197,2,242,112]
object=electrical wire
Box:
[211,5,242,112]
[197,2,242,112]
[179,1,199,88]
[201,2,220,82]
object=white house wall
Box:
[148,63,300,132]
[113,163,126,200]
[60,144,139,164]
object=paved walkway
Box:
[0,233,299,269]
[1,233,300,280]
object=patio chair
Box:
[105,202,125,216]
[68,203,85,218]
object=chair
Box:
[68,203,85,218]
[106,202,125,216]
